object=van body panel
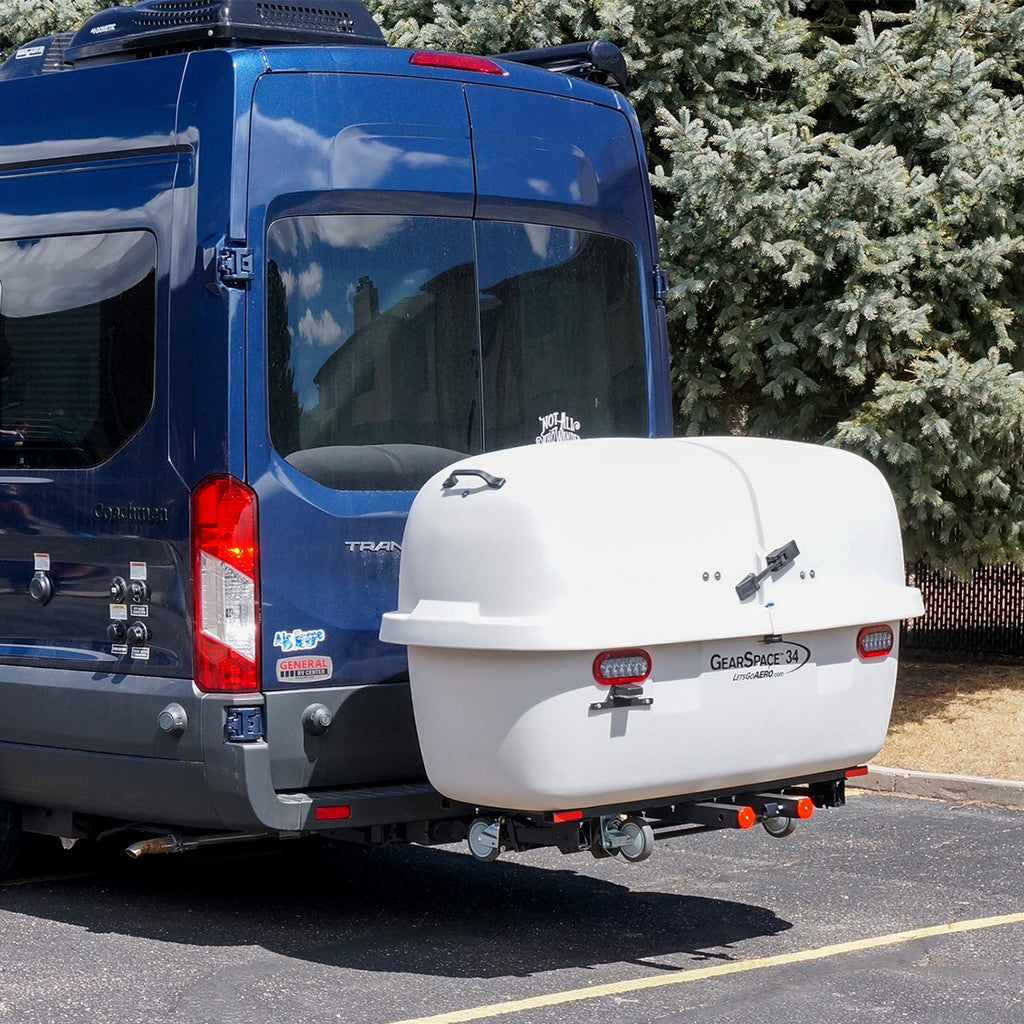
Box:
[247,71,476,216]
[0,58,181,168]
[0,148,191,675]
[467,85,648,238]
[0,22,675,842]
[264,684,423,791]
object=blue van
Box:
[0,0,856,872]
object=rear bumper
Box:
[0,664,431,833]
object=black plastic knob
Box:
[127,621,151,645]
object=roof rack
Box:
[63,0,385,67]
[495,40,629,93]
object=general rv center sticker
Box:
[707,640,811,681]
[276,655,333,683]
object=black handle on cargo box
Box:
[441,469,506,490]
[735,539,800,601]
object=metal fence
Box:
[902,562,1024,658]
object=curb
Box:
[852,766,1024,809]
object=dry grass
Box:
[877,658,1024,780]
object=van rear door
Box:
[245,62,657,789]
[245,68,477,787]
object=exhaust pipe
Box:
[125,831,268,859]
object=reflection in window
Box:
[0,231,156,469]
[267,216,647,490]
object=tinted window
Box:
[0,231,156,468]
[267,216,647,490]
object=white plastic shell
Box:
[381,437,924,810]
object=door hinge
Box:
[652,267,669,303]
[217,245,255,287]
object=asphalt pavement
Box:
[0,793,1021,1023]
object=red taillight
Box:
[191,475,260,693]
[857,624,894,659]
[409,51,506,76]
[845,766,869,778]
[592,649,652,686]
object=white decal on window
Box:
[536,411,582,444]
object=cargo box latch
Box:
[735,539,800,602]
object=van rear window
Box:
[0,231,156,469]
[267,216,648,491]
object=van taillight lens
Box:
[409,51,506,75]
[191,475,260,693]
[593,649,652,685]
[857,625,894,659]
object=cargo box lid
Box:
[380,437,923,652]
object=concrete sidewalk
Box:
[854,766,1024,808]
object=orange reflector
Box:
[552,810,583,823]
[314,806,351,821]
[845,766,869,778]
[795,797,814,819]
[737,806,756,829]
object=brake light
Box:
[409,51,506,76]
[593,649,652,685]
[191,475,260,693]
[857,625,894,659]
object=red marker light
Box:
[845,766,869,778]
[315,806,352,821]
[410,51,506,76]
[552,810,583,823]
[794,797,814,819]
[736,806,756,830]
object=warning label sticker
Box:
[276,655,333,683]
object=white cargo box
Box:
[380,437,924,811]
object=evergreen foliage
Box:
[5,0,1024,572]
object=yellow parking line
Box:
[388,911,1024,1024]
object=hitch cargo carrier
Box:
[0,0,918,876]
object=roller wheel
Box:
[467,818,501,862]
[762,814,797,838]
[617,817,655,863]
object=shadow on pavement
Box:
[0,836,791,978]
